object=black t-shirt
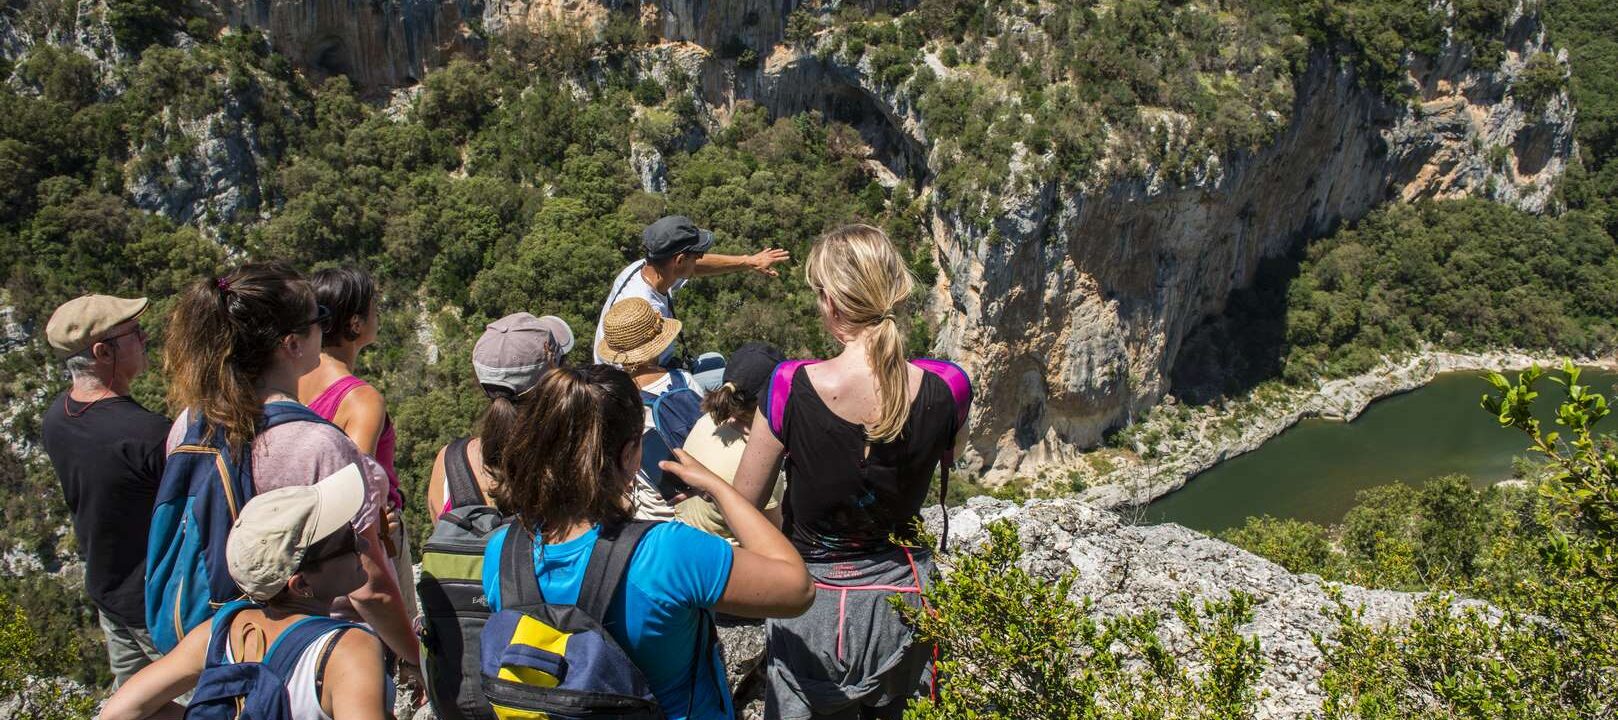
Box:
[777,367,957,563]
[40,391,170,626]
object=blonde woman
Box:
[731,225,970,720]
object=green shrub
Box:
[0,593,99,718]
[901,521,1266,718]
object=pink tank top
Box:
[308,375,402,509]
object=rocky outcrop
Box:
[927,497,1422,718]
[195,0,486,92]
[125,92,270,226]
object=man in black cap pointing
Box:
[593,215,790,366]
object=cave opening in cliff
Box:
[1168,250,1300,405]
[310,38,355,82]
[817,83,926,184]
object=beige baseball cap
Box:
[226,463,366,602]
[45,294,149,359]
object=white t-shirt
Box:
[594,260,686,365]
[631,370,703,520]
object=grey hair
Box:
[63,349,97,379]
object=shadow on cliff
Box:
[1169,251,1301,405]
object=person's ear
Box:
[348,313,363,338]
[90,340,115,365]
[285,573,314,599]
[283,331,304,359]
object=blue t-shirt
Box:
[482,522,736,719]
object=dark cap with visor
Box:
[642,215,716,260]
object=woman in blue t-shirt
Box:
[481,364,814,719]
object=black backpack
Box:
[418,437,508,720]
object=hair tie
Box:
[878,312,896,324]
[215,277,232,292]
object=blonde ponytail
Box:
[806,224,916,443]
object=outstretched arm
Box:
[691,249,791,278]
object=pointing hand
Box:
[749,248,792,277]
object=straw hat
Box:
[597,298,682,367]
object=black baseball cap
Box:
[643,215,717,260]
[723,342,787,403]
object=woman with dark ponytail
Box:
[478,364,813,719]
[675,341,789,540]
[426,312,574,518]
[729,225,971,719]
[162,262,421,672]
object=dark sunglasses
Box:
[288,304,332,336]
[300,524,359,569]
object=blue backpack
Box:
[187,600,365,720]
[146,402,333,652]
[637,372,705,497]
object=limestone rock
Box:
[922,497,1421,718]
[125,93,267,227]
[196,0,485,93]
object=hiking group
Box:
[42,216,972,720]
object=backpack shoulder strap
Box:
[499,525,545,611]
[262,616,356,680]
[261,401,337,431]
[606,260,648,311]
[763,360,819,441]
[577,520,658,622]
[444,436,481,510]
[911,359,973,554]
[910,359,974,435]
[202,600,259,668]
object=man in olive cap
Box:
[39,294,170,687]
[593,215,791,366]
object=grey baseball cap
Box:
[642,215,716,260]
[473,313,575,396]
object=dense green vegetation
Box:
[1176,0,1618,396]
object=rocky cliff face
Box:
[156,1,1577,483]
[926,31,1575,483]
[195,0,487,91]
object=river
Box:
[1144,369,1618,534]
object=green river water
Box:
[1144,369,1618,534]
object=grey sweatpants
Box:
[99,610,161,689]
[764,548,936,720]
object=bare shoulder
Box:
[334,626,384,658]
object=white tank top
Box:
[223,626,394,720]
